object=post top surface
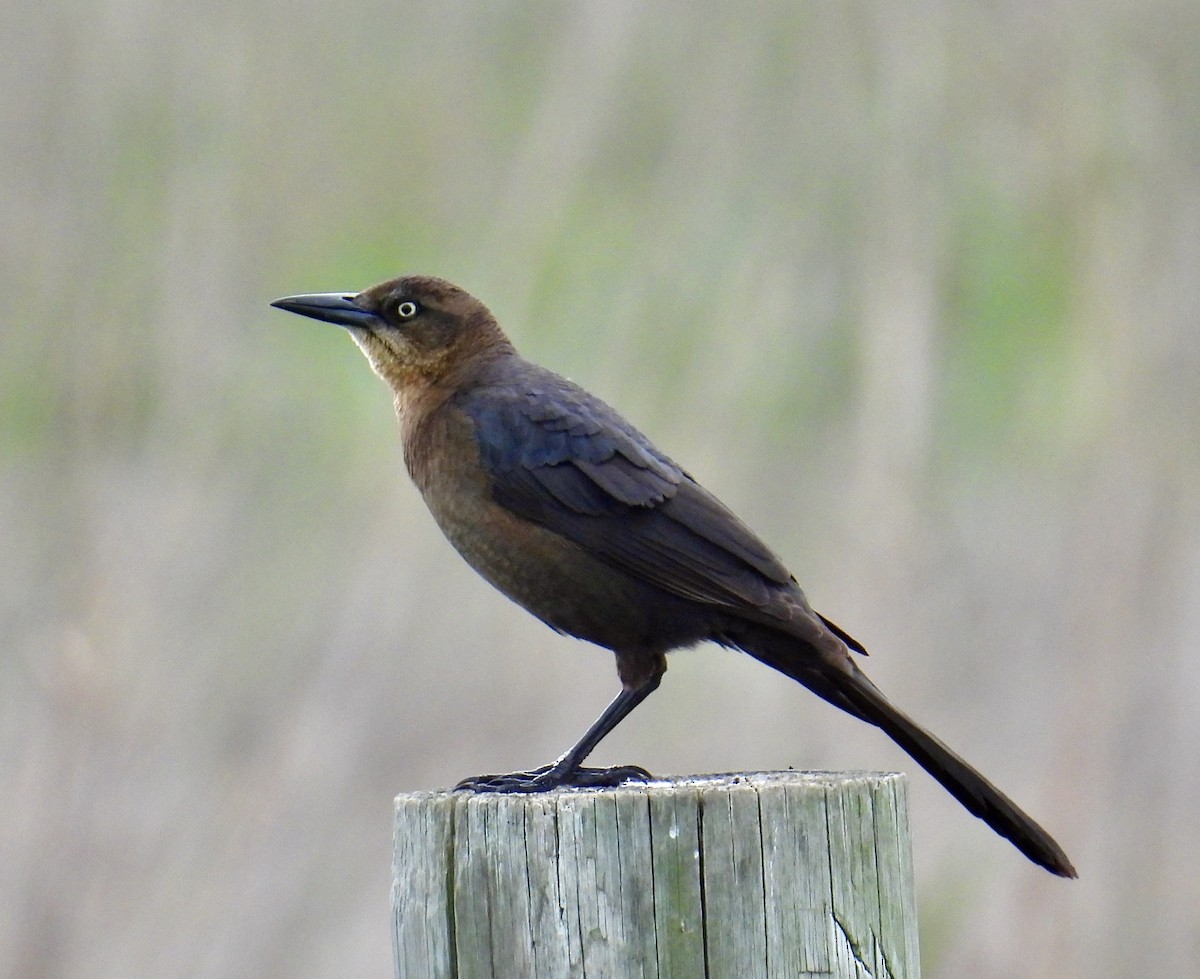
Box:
[395,769,908,805]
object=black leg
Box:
[455,680,658,793]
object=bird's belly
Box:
[440,504,663,645]
[422,483,698,651]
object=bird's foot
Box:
[454,763,653,794]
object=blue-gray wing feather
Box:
[461,368,793,611]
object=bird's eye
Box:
[396,300,420,320]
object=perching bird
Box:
[272,274,1076,878]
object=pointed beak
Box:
[270,292,381,330]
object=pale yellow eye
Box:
[396,300,419,320]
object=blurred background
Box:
[2,2,1197,976]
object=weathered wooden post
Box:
[393,771,920,978]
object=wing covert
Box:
[461,366,793,613]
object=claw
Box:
[454,763,653,794]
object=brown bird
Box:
[271,274,1076,878]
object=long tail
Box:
[744,631,1077,878]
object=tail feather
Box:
[744,631,1077,878]
[840,671,1077,877]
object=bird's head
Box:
[271,275,513,393]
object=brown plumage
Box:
[271,274,1077,878]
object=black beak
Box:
[270,292,380,330]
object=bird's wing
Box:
[462,371,794,612]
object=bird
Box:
[271,274,1076,878]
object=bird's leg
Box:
[455,657,663,793]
